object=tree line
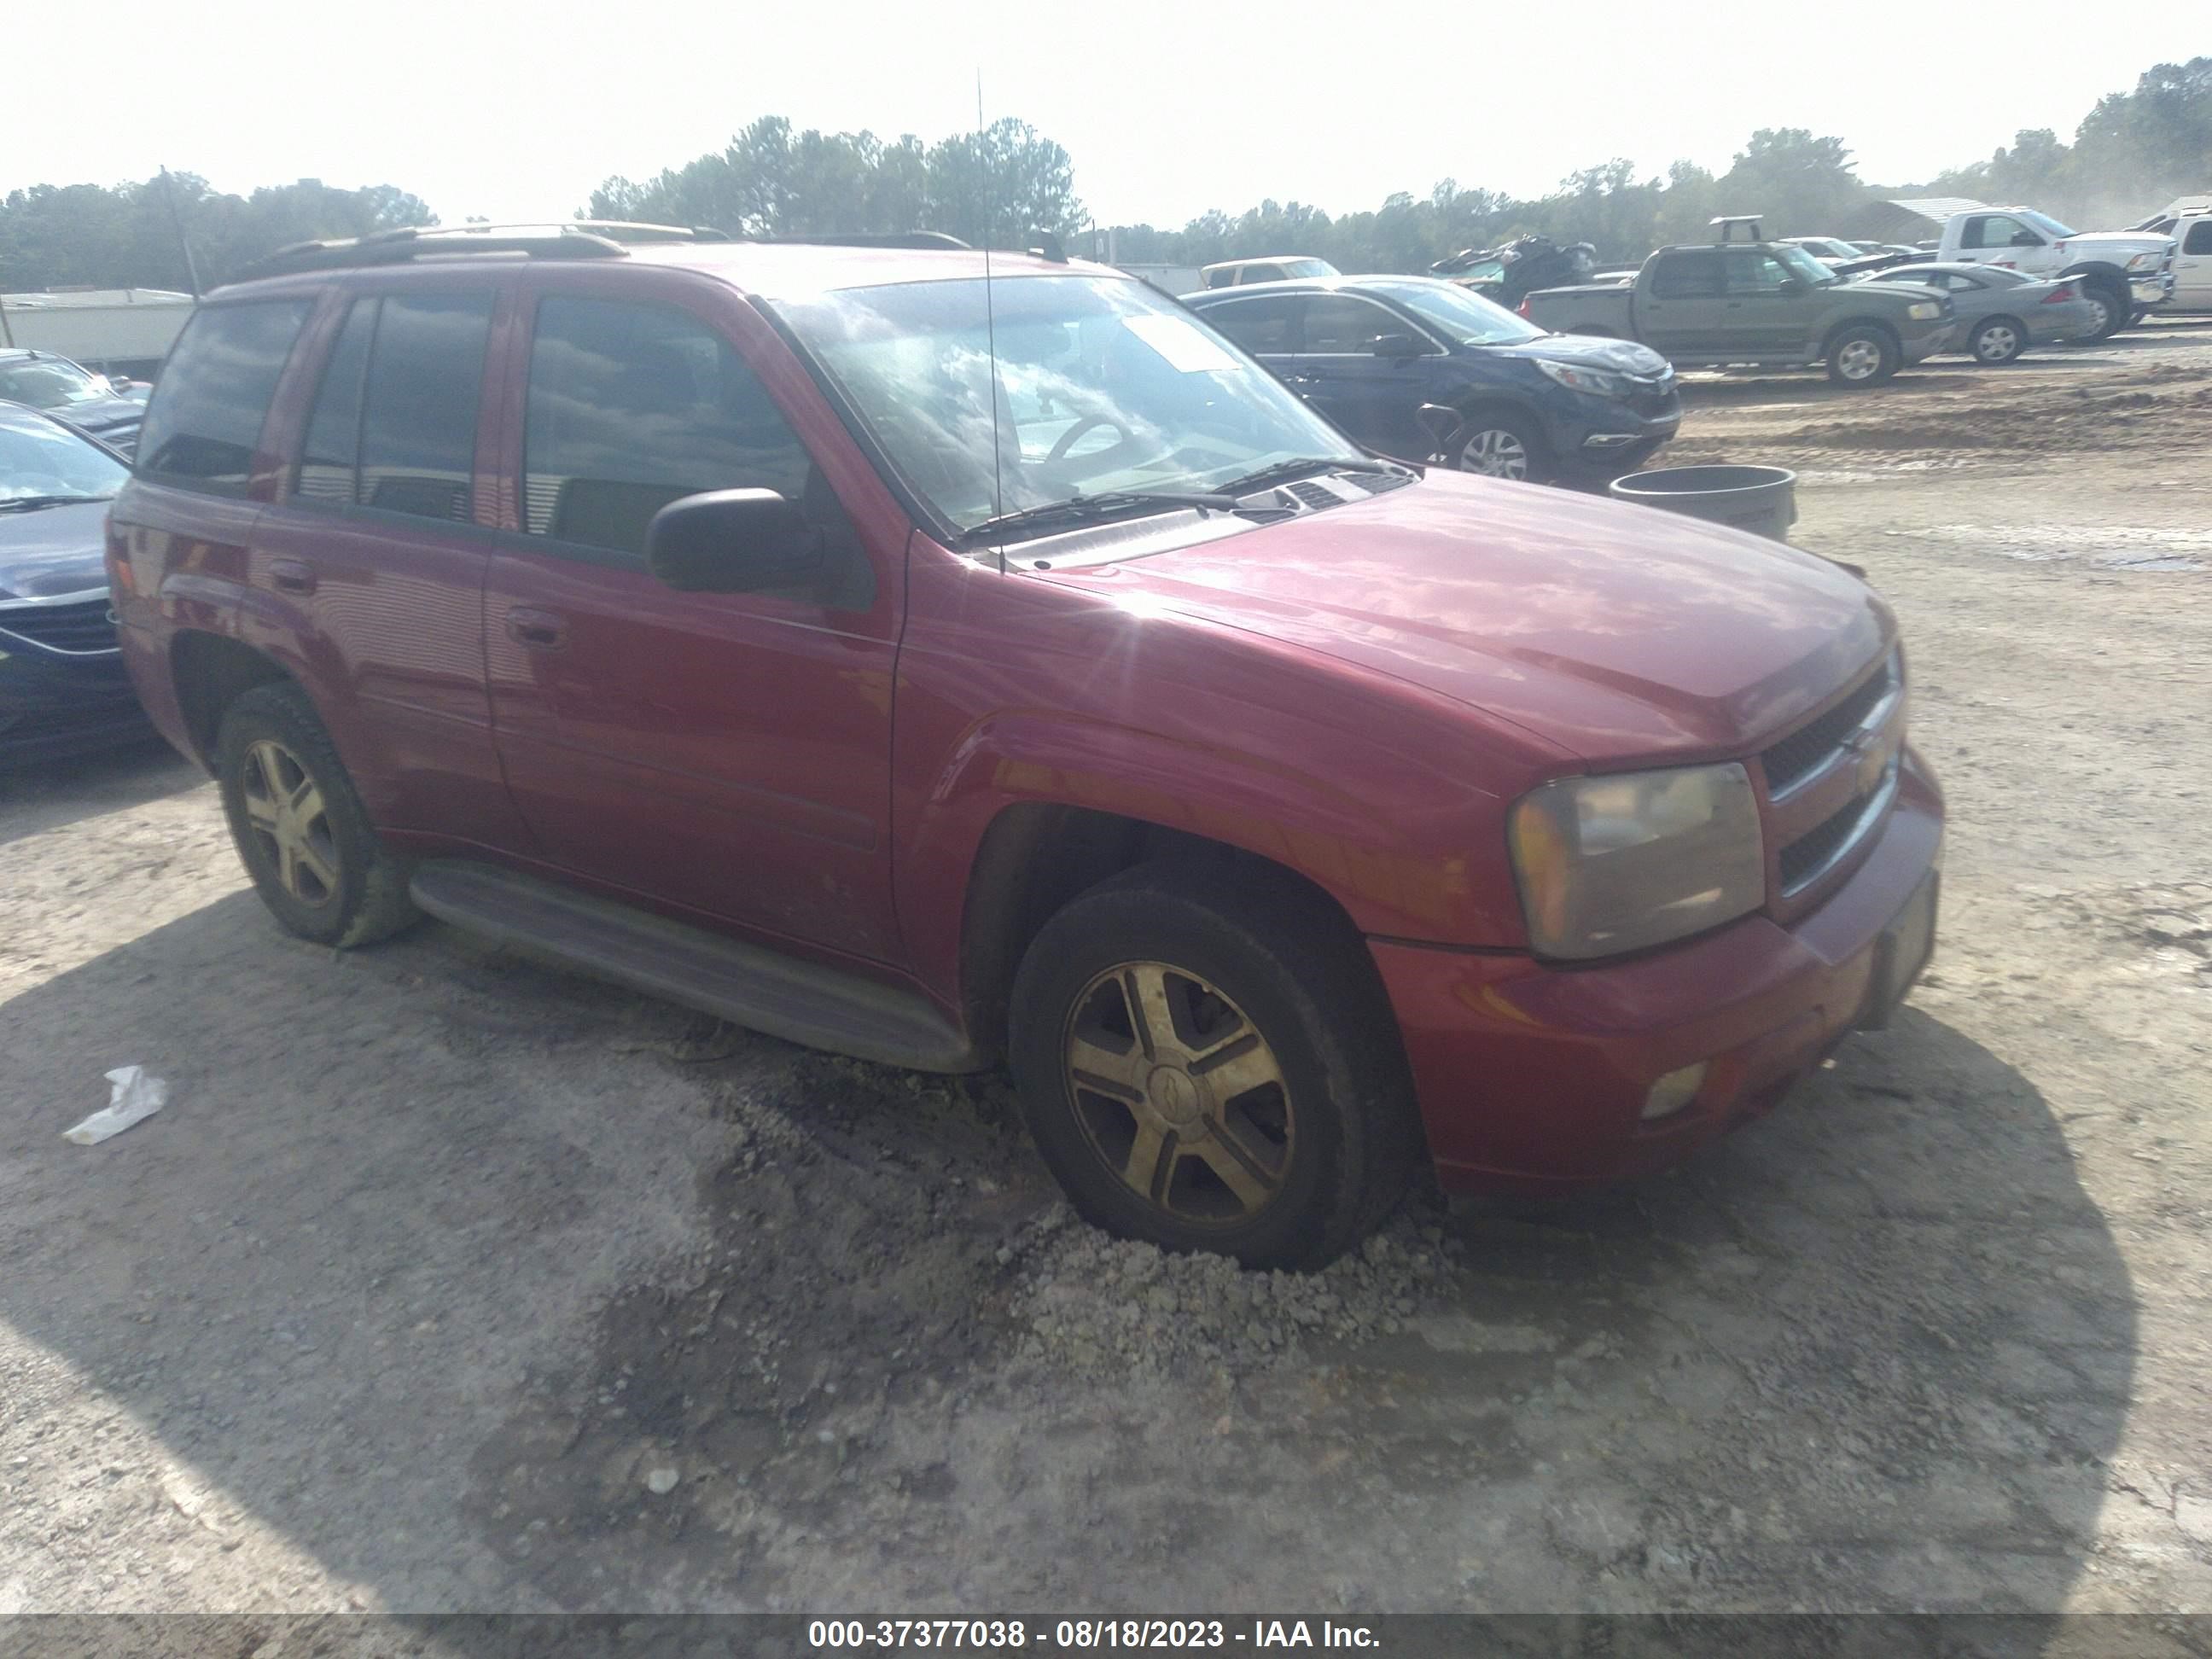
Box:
[2,55,2201,295]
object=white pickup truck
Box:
[1930,207,2174,338]
[2132,199,2212,314]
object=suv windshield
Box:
[1773,245,1839,285]
[0,356,110,410]
[2020,209,2077,238]
[1360,279,1545,346]
[0,411,130,503]
[773,275,1367,538]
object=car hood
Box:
[0,499,114,600]
[42,395,143,439]
[1482,334,1671,378]
[2065,231,2170,258]
[1039,471,1889,766]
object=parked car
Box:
[1779,236,1872,265]
[1188,275,1679,483]
[1522,230,1953,386]
[1860,263,2097,362]
[0,401,149,764]
[1430,236,1598,308]
[1200,256,1338,289]
[1927,207,2173,336]
[2128,205,2212,313]
[111,225,1942,1268]
[0,349,148,456]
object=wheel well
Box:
[171,631,291,765]
[1823,317,1901,355]
[956,804,1365,1066]
[2059,262,2126,288]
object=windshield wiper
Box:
[963,490,1241,544]
[0,494,113,513]
[1214,457,1408,496]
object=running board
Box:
[408,861,983,1074]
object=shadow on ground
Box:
[0,893,2134,1614]
[0,739,202,849]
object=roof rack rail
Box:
[1710,214,1767,243]
[748,232,974,251]
[230,221,732,283]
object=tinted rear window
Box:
[357,293,494,522]
[135,300,312,490]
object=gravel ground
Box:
[2,318,2209,1626]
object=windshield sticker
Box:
[1122,314,1243,375]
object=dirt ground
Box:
[3,319,2209,1629]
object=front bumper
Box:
[1550,391,1681,474]
[2130,272,2174,307]
[1900,324,1952,364]
[0,645,151,765]
[1371,750,1944,1192]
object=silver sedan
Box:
[1862,263,2098,364]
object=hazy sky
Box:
[13,1,2206,228]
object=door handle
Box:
[269,558,317,595]
[505,607,568,650]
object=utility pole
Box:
[159,166,203,298]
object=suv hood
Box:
[1041,471,1889,766]
[0,499,113,600]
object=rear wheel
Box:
[214,681,418,947]
[1826,325,1900,387]
[1008,864,1420,1269]
[1968,316,2027,364]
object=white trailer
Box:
[0,288,196,379]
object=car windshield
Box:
[1280,259,1337,278]
[771,274,1367,539]
[0,357,109,410]
[2021,209,2077,238]
[0,412,129,502]
[1360,279,1545,346]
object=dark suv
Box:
[110,224,1941,1269]
[1186,275,1679,484]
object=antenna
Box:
[978,70,1005,576]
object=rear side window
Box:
[1202,296,1298,355]
[1650,253,1721,300]
[135,300,311,490]
[291,292,493,521]
[522,296,835,563]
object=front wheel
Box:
[1968,316,2027,364]
[1826,325,1900,387]
[1453,408,1550,482]
[2078,283,2126,341]
[1007,864,1420,1269]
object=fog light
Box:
[1641,1062,1708,1121]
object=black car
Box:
[0,349,147,457]
[1187,275,1679,485]
[0,401,148,764]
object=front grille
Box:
[1761,653,1897,795]
[0,598,120,655]
[1778,761,1899,892]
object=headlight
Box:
[1507,763,1765,960]
[2126,250,2161,271]
[1535,358,1631,398]
[1906,300,1942,320]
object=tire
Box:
[1452,406,1551,482]
[1007,862,1422,1270]
[2128,306,2149,328]
[1967,316,2027,365]
[213,680,419,948]
[1825,324,1900,387]
[2078,282,2126,341]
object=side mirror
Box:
[1776,276,1808,297]
[1367,332,1426,358]
[2011,230,2042,247]
[645,488,822,593]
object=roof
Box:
[0,288,195,309]
[1883,198,1990,221]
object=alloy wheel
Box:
[1837,339,1884,381]
[1458,428,1530,480]
[1061,961,1296,1225]
[240,738,341,906]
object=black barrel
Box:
[1609,464,1798,541]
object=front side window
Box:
[135,300,312,490]
[2186,220,2212,255]
[1965,215,2037,250]
[0,356,109,410]
[1724,250,1796,294]
[522,295,859,585]
[1361,279,1543,346]
[771,274,1364,538]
